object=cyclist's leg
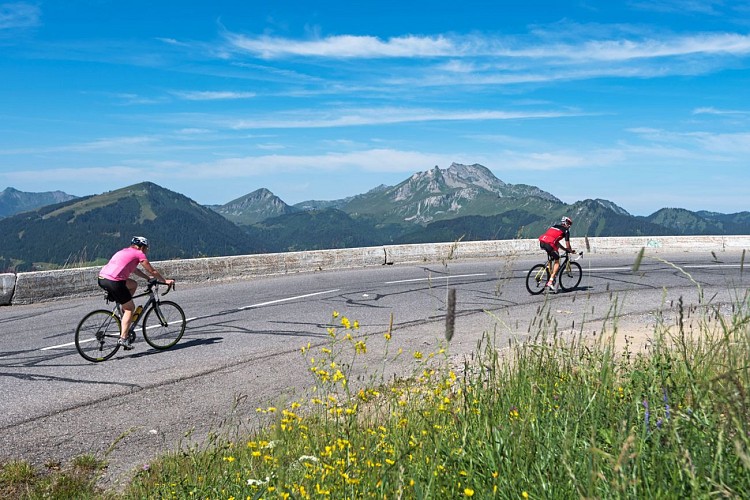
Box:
[540,243,560,284]
[119,299,135,338]
[125,278,138,296]
[550,258,560,280]
[98,278,134,341]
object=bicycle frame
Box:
[535,251,573,281]
[111,281,171,333]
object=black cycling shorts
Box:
[98,277,132,304]
[540,242,560,260]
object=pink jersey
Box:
[99,247,146,281]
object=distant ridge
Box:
[0,187,77,218]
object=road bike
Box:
[75,279,186,362]
[525,249,584,295]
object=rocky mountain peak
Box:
[215,188,298,225]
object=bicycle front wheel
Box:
[142,300,186,350]
[559,261,583,291]
[75,310,121,362]
[525,264,549,295]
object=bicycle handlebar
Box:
[146,279,175,295]
[563,249,584,259]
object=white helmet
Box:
[561,216,572,227]
[131,236,149,248]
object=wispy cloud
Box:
[180,149,450,177]
[628,126,750,151]
[1,149,449,185]
[0,2,40,30]
[225,30,750,61]
[628,0,727,16]
[0,136,157,155]
[171,90,257,101]
[225,107,582,130]
[226,33,457,59]
[693,106,750,115]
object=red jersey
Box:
[538,224,570,251]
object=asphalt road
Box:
[1,249,747,488]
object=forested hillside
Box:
[0,183,254,272]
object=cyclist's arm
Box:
[140,259,174,285]
[563,231,574,253]
[132,267,150,280]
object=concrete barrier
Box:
[3,236,749,306]
[1,273,15,305]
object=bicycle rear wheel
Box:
[142,300,186,350]
[558,261,583,291]
[525,264,549,295]
[75,310,121,362]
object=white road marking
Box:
[42,289,340,351]
[385,273,487,284]
[588,263,746,272]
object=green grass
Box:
[3,270,749,498]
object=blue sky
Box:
[1,1,749,216]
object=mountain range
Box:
[2,163,748,272]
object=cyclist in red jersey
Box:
[538,216,576,292]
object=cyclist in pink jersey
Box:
[538,216,576,292]
[98,236,174,349]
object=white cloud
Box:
[179,149,449,178]
[627,127,750,156]
[227,33,457,59]
[0,2,40,30]
[226,107,581,130]
[693,107,750,115]
[171,90,257,101]
[0,136,157,155]
[2,165,143,183]
[225,30,750,62]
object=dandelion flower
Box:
[464,488,475,496]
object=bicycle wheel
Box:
[142,300,186,350]
[75,310,121,362]
[558,261,583,291]
[525,264,549,295]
